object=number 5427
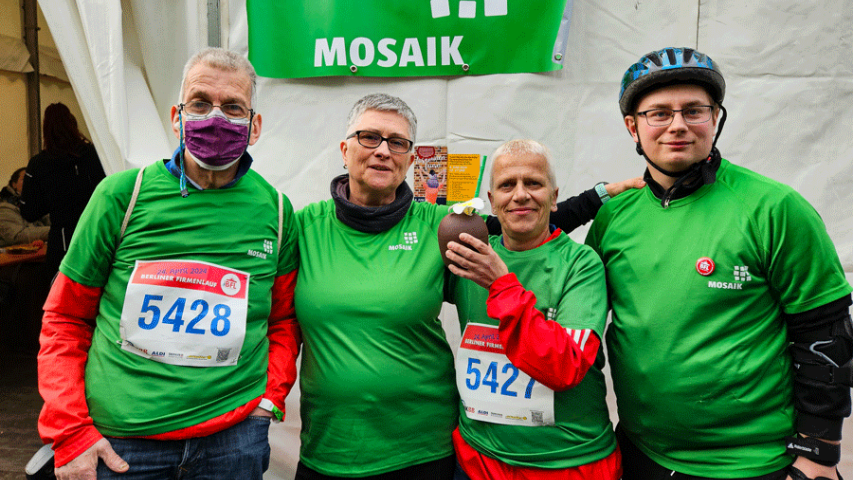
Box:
[465,358,536,398]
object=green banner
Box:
[247,0,572,78]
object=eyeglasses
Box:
[180,101,252,119]
[346,131,414,154]
[637,105,714,127]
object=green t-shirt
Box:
[61,160,298,436]
[585,159,852,477]
[295,199,457,476]
[450,233,616,469]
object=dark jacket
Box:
[20,142,105,276]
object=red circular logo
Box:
[696,257,715,276]
[416,146,436,158]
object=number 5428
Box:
[138,294,231,336]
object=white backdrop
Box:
[37,0,853,478]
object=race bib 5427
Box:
[456,323,555,427]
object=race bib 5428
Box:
[119,260,250,367]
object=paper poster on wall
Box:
[414,146,482,205]
[414,146,448,205]
[247,0,574,78]
[446,153,481,203]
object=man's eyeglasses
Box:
[637,105,714,127]
[347,131,414,154]
[181,101,252,119]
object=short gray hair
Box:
[489,139,557,190]
[346,93,417,143]
[178,48,257,108]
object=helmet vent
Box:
[646,53,662,67]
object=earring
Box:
[343,163,348,169]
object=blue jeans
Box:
[453,460,471,480]
[96,415,271,479]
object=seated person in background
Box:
[0,167,49,247]
[445,139,620,480]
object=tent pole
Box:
[22,0,41,156]
[207,0,221,47]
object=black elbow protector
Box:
[791,315,853,388]
[787,296,853,439]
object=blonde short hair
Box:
[489,139,557,190]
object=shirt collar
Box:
[500,224,561,249]
[164,147,253,190]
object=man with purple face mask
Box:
[36,48,300,480]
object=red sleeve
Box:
[263,270,302,416]
[489,273,600,391]
[37,273,105,468]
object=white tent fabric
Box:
[0,32,69,81]
[37,1,853,478]
[0,34,34,73]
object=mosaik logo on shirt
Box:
[700,258,753,290]
[388,231,418,251]
[247,239,276,259]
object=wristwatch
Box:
[594,182,611,204]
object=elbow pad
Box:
[790,313,853,388]
[786,295,853,440]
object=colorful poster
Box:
[414,146,448,205]
[247,0,573,78]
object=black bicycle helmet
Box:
[619,47,725,116]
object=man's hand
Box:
[55,438,128,480]
[605,177,646,198]
[446,233,509,289]
[249,406,274,418]
[786,454,841,480]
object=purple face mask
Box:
[183,113,251,171]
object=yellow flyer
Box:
[446,154,481,203]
